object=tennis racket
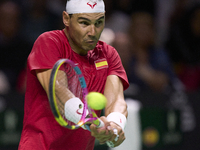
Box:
[49,58,105,130]
[48,59,116,147]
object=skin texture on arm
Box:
[104,75,127,117]
[36,69,75,111]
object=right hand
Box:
[90,116,113,144]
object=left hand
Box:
[90,116,112,144]
[106,121,126,147]
[90,116,126,147]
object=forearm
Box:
[105,99,127,117]
[91,75,127,147]
[36,69,74,99]
[103,75,128,117]
[36,69,85,125]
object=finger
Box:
[112,131,126,147]
[95,126,114,144]
[105,128,118,148]
[106,128,126,148]
[114,136,125,147]
[107,127,119,141]
[95,127,113,141]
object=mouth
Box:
[86,40,96,45]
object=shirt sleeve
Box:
[27,31,65,73]
[105,44,129,90]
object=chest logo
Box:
[95,58,108,70]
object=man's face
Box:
[65,12,105,55]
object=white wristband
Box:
[64,97,83,124]
[107,112,127,131]
[64,97,88,130]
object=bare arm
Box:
[91,75,128,147]
[36,69,51,96]
[104,75,127,118]
[104,75,127,147]
[36,69,75,109]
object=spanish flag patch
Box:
[95,59,108,70]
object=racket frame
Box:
[49,59,100,129]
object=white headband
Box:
[66,0,105,14]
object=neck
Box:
[63,28,88,56]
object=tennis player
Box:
[19,0,129,149]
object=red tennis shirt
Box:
[19,30,129,150]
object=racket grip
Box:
[85,118,105,131]
[96,118,104,128]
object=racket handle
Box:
[85,118,104,131]
[96,118,104,128]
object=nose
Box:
[88,25,96,36]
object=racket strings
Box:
[56,97,65,114]
[55,63,83,125]
[65,66,84,124]
[64,64,83,100]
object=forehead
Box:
[72,12,105,20]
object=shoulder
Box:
[97,41,116,54]
[33,30,69,50]
[36,30,66,43]
[96,41,122,64]
[95,41,121,62]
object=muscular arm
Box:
[36,69,74,105]
[91,75,128,147]
[104,75,127,118]
[103,75,128,147]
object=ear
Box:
[63,11,70,27]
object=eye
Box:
[79,21,90,26]
[95,20,103,27]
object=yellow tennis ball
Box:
[86,92,107,110]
